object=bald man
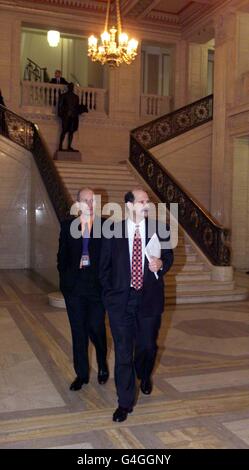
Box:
[57,188,109,390]
[100,188,174,422]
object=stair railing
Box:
[0,104,72,221]
[23,58,49,83]
[129,95,231,266]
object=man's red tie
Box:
[131,225,143,290]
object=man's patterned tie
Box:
[131,225,143,290]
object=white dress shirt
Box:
[127,217,146,276]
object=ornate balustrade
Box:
[134,94,213,149]
[0,104,72,221]
[140,94,171,118]
[129,95,231,266]
[21,81,107,114]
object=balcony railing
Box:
[21,81,107,115]
[140,94,171,118]
[134,94,213,149]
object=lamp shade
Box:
[47,30,60,47]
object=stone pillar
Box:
[188,43,209,103]
[108,45,141,121]
[231,137,249,270]
[210,11,237,223]
[235,12,249,103]
[0,12,21,111]
[174,40,188,109]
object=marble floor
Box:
[1,269,249,449]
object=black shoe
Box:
[113,406,133,423]
[97,367,109,385]
[70,376,88,391]
[68,147,78,152]
[140,378,152,395]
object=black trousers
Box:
[64,293,107,381]
[109,288,161,409]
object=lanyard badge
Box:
[80,254,90,268]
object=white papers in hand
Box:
[145,233,161,280]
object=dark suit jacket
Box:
[0,94,5,107]
[100,218,174,318]
[50,77,68,85]
[57,217,105,296]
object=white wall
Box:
[21,31,64,81]
[232,137,249,270]
[30,160,60,286]
[0,135,59,287]
[21,30,104,87]
[152,122,213,210]
[0,137,31,268]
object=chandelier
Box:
[88,0,138,67]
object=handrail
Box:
[129,95,231,266]
[0,104,72,221]
[23,58,49,82]
[133,94,213,149]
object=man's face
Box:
[128,190,150,221]
[55,70,61,79]
[79,190,95,218]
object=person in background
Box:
[0,89,5,107]
[50,69,68,85]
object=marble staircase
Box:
[54,160,248,304]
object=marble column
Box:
[188,42,209,103]
[210,11,237,224]
[0,12,21,111]
[108,44,141,121]
[174,40,188,109]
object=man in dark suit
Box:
[57,188,109,391]
[50,69,68,85]
[100,188,174,422]
[58,82,80,151]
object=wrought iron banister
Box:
[0,104,72,221]
[129,134,231,266]
[133,94,213,149]
[23,58,49,82]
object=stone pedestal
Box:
[54,150,81,161]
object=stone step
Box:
[55,162,129,172]
[173,272,211,281]
[164,279,235,293]
[59,168,137,176]
[49,286,248,308]
[165,287,248,304]
[62,179,138,188]
[172,254,198,263]
[174,245,196,255]
[61,173,136,180]
[170,262,206,272]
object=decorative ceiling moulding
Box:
[147,11,179,26]
[181,0,231,37]
[12,0,108,14]
[125,0,152,18]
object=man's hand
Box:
[148,256,163,273]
